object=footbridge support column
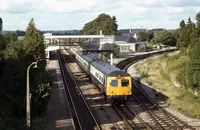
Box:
[110,53,113,65]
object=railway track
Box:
[127,94,179,130]
[99,103,150,130]
[57,50,101,130]
[62,47,194,129]
[116,51,195,130]
[100,104,122,129]
[113,105,153,130]
[64,47,154,129]
[131,86,195,130]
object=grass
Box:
[135,51,200,119]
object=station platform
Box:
[45,59,74,130]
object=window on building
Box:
[125,46,129,52]
[121,46,124,51]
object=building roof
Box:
[115,35,137,43]
[118,28,148,35]
[90,38,99,43]
[86,35,137,44]
[85,38,100,43]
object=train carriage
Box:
[75,51,132,103]
[75,51,94,73]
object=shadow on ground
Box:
[132,78,169,104]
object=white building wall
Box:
[119,45,129,52]
[116,42,137,52]
[98,36,147,53]
[130,44,136,51]
[99,36,115,50]
[99,36,115,44]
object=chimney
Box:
[133,33,137,39]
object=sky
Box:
[0,0,199,31]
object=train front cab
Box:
[106,76,132,102]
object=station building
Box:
[89,35,147,53]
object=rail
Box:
[116,48,194,130]
[57,50,101,130]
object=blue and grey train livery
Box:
[75,51,132,103]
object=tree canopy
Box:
[101,43,119,58]
[137,31,149,42]
[0,18,51,129]
[169,12,200,91]
[82,13,118,35]
[196,12,200,22]
[180,20,186,28]
[185,13,200,90]
[150,30,177,46]
[23,18,46,64]
[0,17,2,32]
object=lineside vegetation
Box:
[0,18,51,130]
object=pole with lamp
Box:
[26,62,38,129]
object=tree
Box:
[180,20,186,28]
[187,17,192,25]
[195,12,200,36]
[23,18,46,64]
[101,43,119,58]
[186,17,195,31]
[148,32,154,42]
[186,38,200,89]
[82,13,118,35]
[112,16,118,35]
[177,18,196,50]
[196,12,200,22]
[0,29,27,129]
[0,17,50,130]
[150,30,177,46]
[5,32,18,42]
[0,35,7,51]
[0,18,2,32]
[137,31,148,42]
[23,18,51,126]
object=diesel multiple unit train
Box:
[75,51,132,103]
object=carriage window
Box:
[110,80,118,87]
[122,80,129,87]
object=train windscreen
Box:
[121,79,129,87]
[110,80,118,87]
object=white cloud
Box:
[0,0,199,30]
[43,0,96,13]
[0,0,41,13]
